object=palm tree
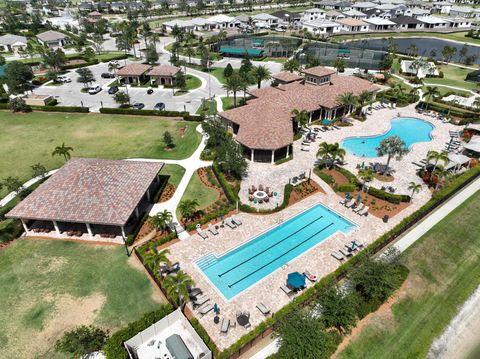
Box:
[282,59,301,73]
[427,150,449,171]
[358,168,374,190]
[358,90,373,111]
[336,92,359,115]
[432,165,448,190]
[222,73,244,108]
[376,136,408,175]
[148,210,173,233]
[163,270,194,306]
[291,108,309,129]
[178,199,199,223]
[143,249,170,272]
[52,143,74,162]
[316,142,345,169]
[331,57,347,74]
[407,182,422,199]
[184,45,196,64]
[423,86,440,111]
[251,65,271,89]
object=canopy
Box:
[287,272,306,289]
[219,46,263,57]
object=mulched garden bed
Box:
[158,183,176,202]
[288,180,324,206]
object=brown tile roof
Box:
[336,18,368,26]
[6,158,163,226]
[219,74,378,150]
[147,64,181,77]
[36,30,68,42]
[116,63,151,77]
[272,71,303,83]
[302,66,336,78]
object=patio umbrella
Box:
[213,303,219,315]
[346,192,351,200]
[356,195,362,203]
[447,137,453,152]
[287,272,306,290]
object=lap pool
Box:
[196,204,356,300]
[341,117,434,158]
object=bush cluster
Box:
[99,107,202,121]
[367,187,410,204]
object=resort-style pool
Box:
[196,204,356,300]
[341,117,434,158]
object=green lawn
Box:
[162,164,185,188]
[185,74,202,90]
[211,67,227,85]
[221,96,236,110]
[339,191,480,359]
[0,239,163,358]
[196,99,218,116]
[0,111,201,197]
[423,64,479,91]
[14,51,126,64]
[177,170,218,220]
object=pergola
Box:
[6,158,164,241]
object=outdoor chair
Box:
[266,186,270,193]
[339,248,353,258]
[198,304,214,316]
[232,217,242,226]
[357,206,369,216]
[249,195,254,202]
[268,191,273,197]
[221,318,230,333]
[264,196,269,203]
[353,203,365,213]
[196,228,208,239]
[225,218,236,229]
[345,199,356,208]
[280,284,293,296]
[256,303,271,315]
[259,198,264,204]
[259,184,264,191]
[331,252,345,261]
[208,224,218,235]
[304,270,317,282]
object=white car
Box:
[275,27,286,32]
[57,75,72,83]
[88,85,102,95]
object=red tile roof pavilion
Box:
[7,158,163,227]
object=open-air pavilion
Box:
[6,158,164,243]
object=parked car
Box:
[101,72,115,79]
[147,87,154,94]
[109,60,119,67]
[108,86,119,94]
[153,102,165,111]
[132,102,145,110]
[88,85,102,95]
[275,27,286,32]
[55,75,71,83]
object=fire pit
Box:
[253,191,268,201]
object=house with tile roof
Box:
[36,30,71,49]
[336,17,369,31]
[116,63,151,85]
[147,64,181,86]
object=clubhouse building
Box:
[218,66,378,163]
[6,158,164,243]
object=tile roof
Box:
[6,158,164,226]
[219,71,378,150]
[272,71,303,83]
[36,30,68,42]
[116,63,151,76]
[336,17,368,26]
[147,64,180,77]
[302,66,336,77]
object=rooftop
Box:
[336,17,368,26]
[272,71,303,83]
[0,34,27,45]
[116,63,151,76]
[7,158,163,226]
[36,30,68,42]
[303,66,336,77]
[147,64,180,77]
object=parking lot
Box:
[33,61,214,113]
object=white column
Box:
[286,145,290,158]
[146,188,151,202]
[135,207,140,218]
[85,223,93,239]
[52,220,60,235]
[271,150,275,164]
[121,226,126,239]
[309,112,313,124]
[333,107,337,118]
[251,149,255,162]
[20,218,28,233]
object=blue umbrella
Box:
[346,192,351,200]
[287,272,306,290]
[213,303,219,314]
[356,195,362,203]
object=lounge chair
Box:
[345,199,356,208]
[199,304,214,316]
[208,224,218,235]
[352,239,364,248]
[193,295,209,307]
[225,218,236,229]
[160,262,180,274]
[304,270,317,282]
[280,284,292,296]
[196,228,208,239]
[220,318,230,333]
[339,197,349,205]
[357,206,369,216]
[339,248,352,258]
[232,216,242,226]
[353,203,365,213]
[331,251,345,261]
[256,303,271,315]
[188,287,202,298]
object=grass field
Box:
[185,74,202,90]
[177,170,218,220]
[339,191,480,359]
[423,64,479,92]
[211,67,227,84]
[162,164,185,188]
[14,51,126,65]
[0,239,164,358]
[221,96,236,110]
[0,112,201,197]
[196,99,218,116]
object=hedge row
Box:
[30,105,89,113]
[99,107,202,121]
[103,305,174,359]
[216,165,480,358]
[367,187,410,204]
[61,59,99,70]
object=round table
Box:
[237,314,250,327]
[253,190,268,201]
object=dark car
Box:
[147,88,154,94]
[101,72,115,79]
[132,102,145,110]
[153,102,165,111]
[108,86,119,94]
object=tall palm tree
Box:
[148,210,173,233]
[178,199,199,223]
[336,92,359,115]
[251,65,271,89]
[408,182,422,199]
[291,108,309,129]
[427,150,449,171]
[331,57,347,74]
[143,249,170,272]
[376,136,408,175]
[432,165,448,190]
[163,270,195,306]
[282,59,301,73]
[222,73,244,108]
[184,46,196,64]
[52,143,74,162]
[358,90,373,111]
[316,142,345,169]
[423,86,440,111]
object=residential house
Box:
[351,2,378,11]
[445,16,472,28]
[400,60,438,78]
[411,7,431,17]
[163,19,195,32]
[417,15,449,28]
[206,14,240,28]
[314,0,337,10]
[343,8,368,19]
[325,10,346,20]
[432,1,453,14]
[302,8,327,21]
[302,18,341,34]
[0,34,27,54]
[449,6,475,18]
[336,17,370,31]
[36,30,71,48]
[147,64,180,86]
[391,15,425,29]
[252,13,280,29]
[116,63,151,85]
[270,10,302,26]
[333,1,353,11]
[364,8,393,19]
[364,17,397,30]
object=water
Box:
[197,204,356,300]
[348,37,480,64]
[341,117,434,158]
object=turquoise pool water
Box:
[341,117,434,158]
[197,204,356,300]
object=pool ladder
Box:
[197,253,218,270]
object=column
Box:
[121,226,126,239]
[251,149,255,162]
[85,223,93,239]
[309,112,313,124]
[146,188,151,202]
[52,220,60,235]
[135,207,140,218]
[271,150,275,164]
[333,107,337,118]
[20,218,28,233]
[286,145,290,158]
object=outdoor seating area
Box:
[248,185,275,203]
[332,239,364,262]
[340,194,370,216]
[195,216,242,239]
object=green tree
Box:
[143,248,170,272]
[8,97,31,113]
[82,47,95,60]
[178,199,199,223]
[114,91,130,107]
[184,46,196,64]
[336,92,359,114]
[52,142,74,162]
[55,325,108,357]
[217,137,248,178]
[140,21,151,48]
[76,67,95,89]
[408,181,422,199]
[251,65,271,89]
[222,72,244,108]
[2,176,24,195]
[282,58,300,73]
[163,270,195,306]
[145,45,159,65]
[163,131,174,148]
[358,90,373,111]
[427,150,449,172]
[332,57,347,73]
[4,61,33,95]
[223,63,234,78]
[202,117,227,148]
[422,86,440,110]
[41,48,66,72]
[318,286,358,334]
[291,108,309,129]
[376,136,408,175]
[148,210,173,233]
[316,142,346,169]
[173,71,186,94]
[30,163,47,179]
[358,168,374,188]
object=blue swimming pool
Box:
[341,117,434,158]
[196,204,356,300]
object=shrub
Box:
[367,187,410,204]
[8,98,31,113]
[30,105,89,113]
[55,325,108,357]
[99,107,202,121]
[337,183,356,193]
[317,171,334,185]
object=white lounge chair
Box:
[280,284,292,296]
[256,303,271,315]
[198,304,213,316]
[232,216,242,226]
[220,318,230,333]
[331,251,345,261]
[345,199,356,208]
[339,197,349,205]
[357,206,369,216]
[208,224,218,235]
[353,203,365,213]
[193,295,209,307]
[225,218,236,229]
[339,248,352,258]
[196,228,208,239]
